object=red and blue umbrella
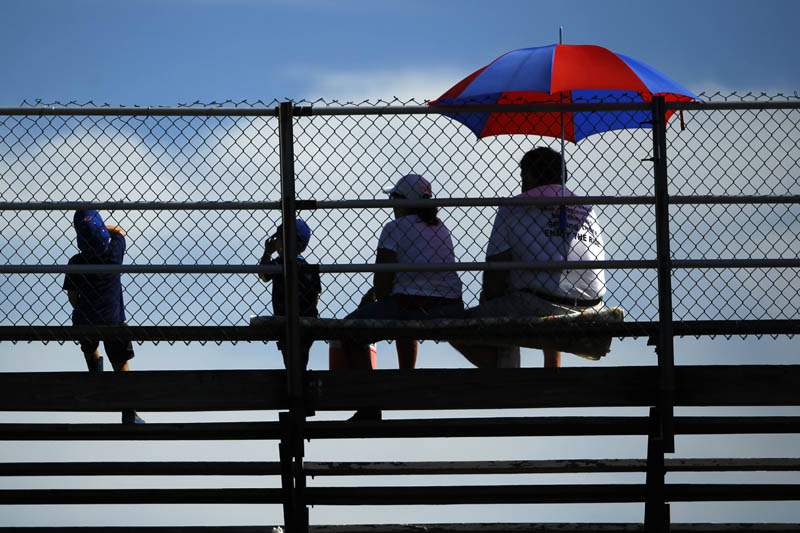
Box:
[430,44,696,142]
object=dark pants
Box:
[79,338,135,368]
[342,294,464,367]
[277,337,313,370]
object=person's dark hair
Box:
[520,147,563,188]
[411,206,440,226]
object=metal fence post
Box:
[279,101,303,404]
[644,407,670,533]
[278,101,309,532]
[651,95,676,453]
[278,412,295,531]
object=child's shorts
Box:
[80,338,135,368]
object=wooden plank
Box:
[2,366,798,413]
[305,484,647,505]
[308,366,800,410]
[0,422,280,440]
[305,458,800,476]
[307,367,656,410]
[304,416,651,438]
[675,366,800,406]
[0,525,799,533]
[312,525,800,533]
[667,484,800,501]
[0,528,278,533]
[313,525,800,533]
[0,370,288,411]
[0,461,280,476]
[1,483,781,506]
[3,416,797,442]
[0,488,283,505]
[2,458,797,477]
[304,460,646,476]
[667,458,800,472]
[0,484,773,506]
[675,416,800,434]
[0,485,647,506]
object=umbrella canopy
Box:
[430,44,696,142]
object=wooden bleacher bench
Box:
[250,306,625,361]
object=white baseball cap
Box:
[383,173,433,200]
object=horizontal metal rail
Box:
[671,195,800,205]
[669,100,800,111]
[5,458,797,477]
[2,195,797,212]
[304,100,800,116]
[317,260,654,273]
[1,416,797,441]
[0,264,284,274]
[0,107,279,117]
[0,323,645,343]
[304,196,654,209]
[1,320,798,343]
[0,201,282,211]
[672,259,800,269]
[308,195,799,209]
[4,258,797,275]
[305,102,653,116]
[2,100,798,119]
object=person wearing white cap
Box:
[342,173,464,421]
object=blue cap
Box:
[275,218,312,254]
[73,210,110,257]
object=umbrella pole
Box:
[559,98,567,232]
[558,28,567,233]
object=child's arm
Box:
[258,237,278,283]
[106,225,126,237]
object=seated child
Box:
[258,218,321,369]
[63,210,144,425]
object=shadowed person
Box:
[64,210,143,425]
[452,147,607,369]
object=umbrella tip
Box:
[558,26,564,44]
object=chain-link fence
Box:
[0,93,798,342]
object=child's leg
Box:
[302,338,312,370]
[343,340,374,370]
[105,339,135,373]
[106,339,144,424]
[279,339,312,371]
[396,338,418,369]
[112,360,131,372]
[450,341,499,368]
[80,340,102,372]
[544,349,561,368]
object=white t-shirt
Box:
[486,184,606,300]
[377,215,463,300]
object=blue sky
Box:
[2,0,799,106]
[1,0,799,528]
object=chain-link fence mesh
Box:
[0,93,798,341]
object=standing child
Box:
[258,218,320,370]
[63,210,144,425]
